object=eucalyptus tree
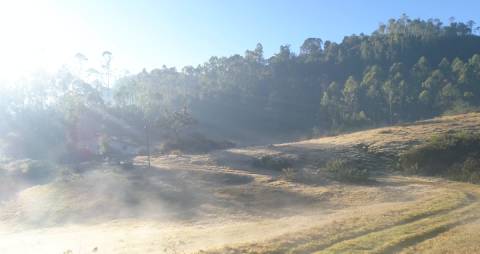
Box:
[102,51,113,88]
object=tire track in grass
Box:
[285,190,472,254]
[201,189,470,254]
[314,193,480,254]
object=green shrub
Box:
[400,131,480,183]
[119,160,134,170]
[325,159,369,183]
[400,131,480,175]
[280,167,304,181]
[9,159,55,183]
[442,101,478,116]
[252,155,292,171]
[161,133,235,154]
[446,156,480,183]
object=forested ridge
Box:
[2,15,480,160]
[115,15,480,134]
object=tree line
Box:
[116,15,480,135]
[2,15,480,161]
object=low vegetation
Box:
[160,133,235,154]
[325,159,370,183]
[252,155,293,171]
[5,159,57,184]
[400,131,480,183]
[253,155,371,184]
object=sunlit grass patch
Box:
[316,201,480,254]
[201,188,469,254]
[400,219,480,254]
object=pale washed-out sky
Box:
[0,0,478,79]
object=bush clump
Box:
[119,160,134,170]
[161,133,235,154]
[281,168,302,181]
[447,156,480,183]
[7,159,56,184]
[400,131,480,183]
[325,159,370,183]
[252,155,292,171]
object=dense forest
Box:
[115,15,480,133]
[2,15,480,161]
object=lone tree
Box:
[102,51,113,88]
[135,72,163,169]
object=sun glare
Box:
[0,1,100,80]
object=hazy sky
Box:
[0,0,479,78]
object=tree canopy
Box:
[2,15,480,161]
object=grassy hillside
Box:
[2,113,480,253]
[202,112,480,253]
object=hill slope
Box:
[1,113,480,254]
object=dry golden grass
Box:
[282,112,480,157]
[201,184,473,254]
[4,113,480,253]
[199,113,480,254]
[401,220,480,254]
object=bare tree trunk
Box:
[389,101,393,124]
[389,95,394,125]
[145,121,151,169]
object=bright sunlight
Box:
[0,1,102,80]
